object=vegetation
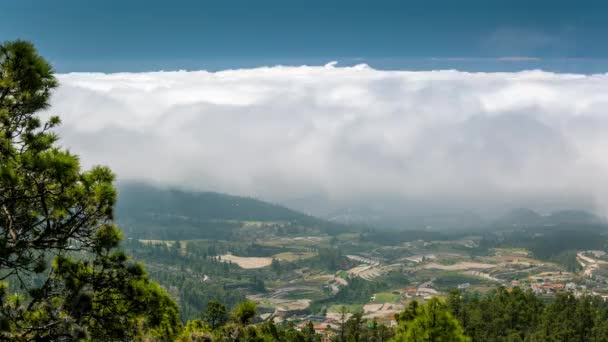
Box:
[117,182,348,240]
[394,298,469,342]
[172,289,608,341]
[477,224,607,260]
[447,287,608,341]
[5,39,608,341]
[0,40,180,340]
[176,299,395,342]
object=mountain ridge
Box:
[115,181,348,239]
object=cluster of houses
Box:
[294,307,399,341]
[295,317,335,342]
[401,286,442,300]
[529,282,565,294]
[294,313,394,341]
[286,260,608,340]
[491,273,608,301]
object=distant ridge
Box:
[495,208,604,227]
[115,181,345,239]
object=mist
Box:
[48,64,608,219]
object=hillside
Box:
[495,208,604,228]
[116,182,346,239]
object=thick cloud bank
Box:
[50,64,608,215]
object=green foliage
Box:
[433,273,490,291]
[203,300,228,329]
[445,286,608,342]
[331,308,394,342]
[532,293,608,341]
[0,40,99,278]
[231,300,257,325]
[302,321,320,342]
[122,238,249,321]
[550,250,581,272]
[446,287,544,341]
[176,319,212,342]
[116,182,348,240]
[307,248,345,272]
[479,224,607,262]
[393,298,469,342]
[330,277,389,305]
[167,291,608,341]
[0,40,181,340]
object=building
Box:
[457,283,470,290]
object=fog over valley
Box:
[49,64,608,221]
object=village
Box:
[234,246,608,338]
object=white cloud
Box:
[48,66,608,215]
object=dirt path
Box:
[423,262,496,271]
[577,251,608,277]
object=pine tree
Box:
[0,40,180,340]
[393,298,470,342]
[231,300,257,325]
[203,300,228,329]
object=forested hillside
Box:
[145,287,608,341]
[494,208,604,228]
[116,182,348,239]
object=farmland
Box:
[121,205,608,323]
[220,254,274,269]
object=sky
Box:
[2,0,608,72]
[4,1,608,218]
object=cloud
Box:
[48,66,608,216]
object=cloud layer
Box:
[49,64,608,215]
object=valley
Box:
[119,183,608,327]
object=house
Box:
[457,283,470,290]
[312,323,331,331]
[417,287,440,296]
[403,288,417,297]
[530,285,544,295]
[311,324,334,342]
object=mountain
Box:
[546,210,603,225]
[325,204,604,232]
[115,182,346,240]
[495,208,604,228]
[323,204,486,231]
[495,208,544,227]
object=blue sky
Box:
[2,0,608,72]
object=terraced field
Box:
[220,254,273,268]
[273,251,317,262]
[423,262,496,271]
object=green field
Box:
[273,251,317,261]
[372,292,401,303]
